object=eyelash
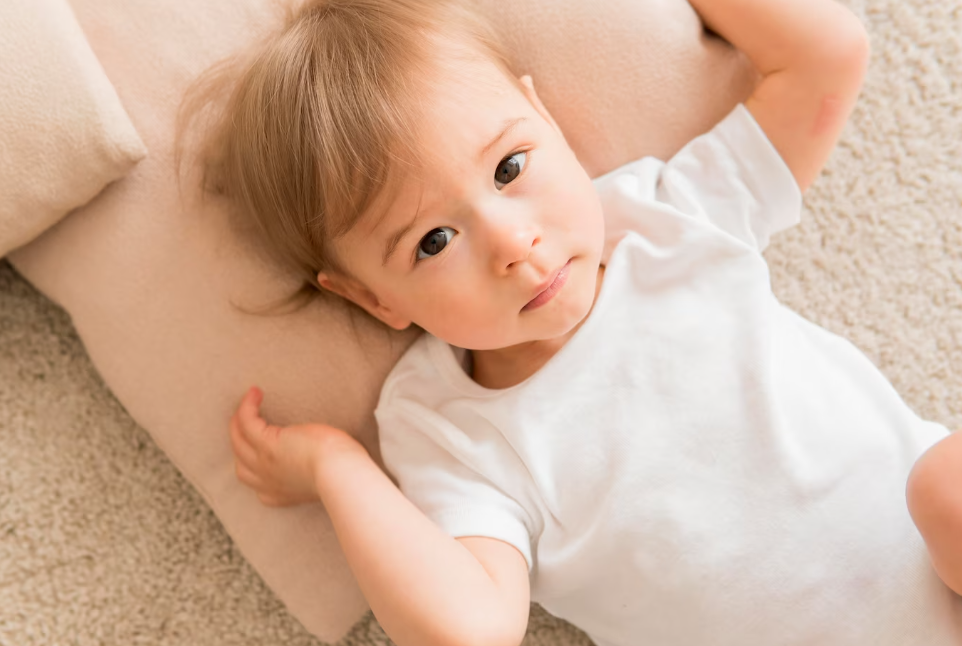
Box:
[411,149,531,266]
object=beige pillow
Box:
[0,0,146,258]
[7,0,754,641]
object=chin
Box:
[543,280,594,338]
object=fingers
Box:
[257,493,286,507]
[229,386,319,509]
[231,386,268,487]
[230,410,259,464]
[235,386,267,440]
[234,460,260,488]
[230,386,286,501]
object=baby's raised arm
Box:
[689,0,870,193]
[230,388,530,646]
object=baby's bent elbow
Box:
[907,431,962,595]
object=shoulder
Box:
[378,332,442,404]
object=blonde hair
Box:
[176,0,519,320]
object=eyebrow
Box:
[479,116,527,162]
[381,117,528,267]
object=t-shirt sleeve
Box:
[594,103,803,254]
[376,401,537,573]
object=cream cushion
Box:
[0,0,146,258]
[6,0,754,641]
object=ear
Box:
[317,271,412,331]
[519,74,565,140]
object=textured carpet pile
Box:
[2,0,961,643]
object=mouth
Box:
[522,259,572,312]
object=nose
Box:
[481,206,542,273]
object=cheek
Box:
[417,264,482,318]
[553,159,604,232]
[551,147,593,197]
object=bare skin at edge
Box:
[906,430,962,596]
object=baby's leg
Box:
[906,431,962,595]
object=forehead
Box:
[418,46,529,157]
[360,48,532,234]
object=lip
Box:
[522,259,571,311]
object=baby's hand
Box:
[230,386,365,507]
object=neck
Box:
[469,263,605,389]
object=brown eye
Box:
[416,226,456,262]
[494,151,527,189]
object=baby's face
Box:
[329,47,605,351]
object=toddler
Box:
[204,0,962,644]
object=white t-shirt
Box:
[375,103,962,646]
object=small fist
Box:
[229,386,360,507]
